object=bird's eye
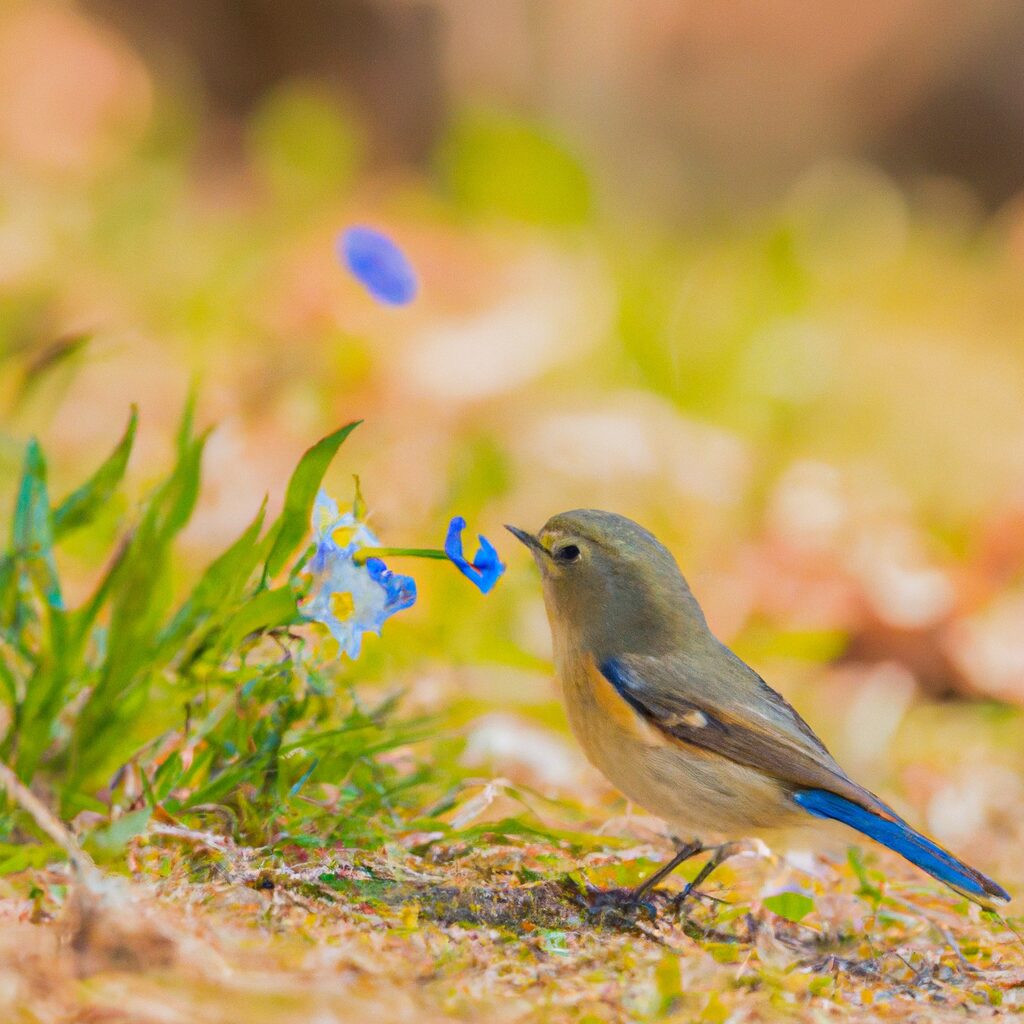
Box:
[554,544,580,563]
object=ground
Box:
[3,823,1022,1023]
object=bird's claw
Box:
[671,883,728,917]
[581,884,658,923]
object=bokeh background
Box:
[2,0,1024,883]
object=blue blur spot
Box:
[444,516,505,594]
[338,226,418,306]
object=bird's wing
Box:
[597,650,1010,907]
[599,648,896,819]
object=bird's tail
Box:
[793,789,1009,907]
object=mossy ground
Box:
[3,826,1022,1023]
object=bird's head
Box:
[506,509,708,658]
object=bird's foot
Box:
[668,840,746,915]
[670,882,727,917]
[576,882,658,924]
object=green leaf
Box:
[272,833,328,850]
[12,650,73,782]
[151,752,183,802]
[763,890,815,923]
[219,586,298,649]
[176,385,197,455]
[540,930,570,956]
[263,421,361,579]
[157,499,267,657]
[6,446,73,779]
[52,406,137,539]
[12,439,61,609]
[14,334,90,411]
[0,554,16,630]
[0,843,60,875]
[288,757,319,798]
[847,846,882,904]
[87,808,152,854]
[153,429,209,540]
[13,439,50,554]
[67,432,210,785]
[0,654,17,709]
[66,535,131,654]
[182,755,262,808]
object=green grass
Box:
[0,406,443,862]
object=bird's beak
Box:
[504,525,548,559]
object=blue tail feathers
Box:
[793,789,1009,905]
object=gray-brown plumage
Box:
[506,509,1009,906]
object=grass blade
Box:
[52,406,137,539]
[263,421,361,580]
[67,432,210,787]
[157,499,267,658]
[12,439,61,610]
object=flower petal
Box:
[299,548,416,659]
[469,534,504,594]
[311,489,341,543]
[444,516,469,569]
[299,490,416,658]
[338,226,417,306]
[365,556,417,614]
[444,516,505,594]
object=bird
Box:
[505,509,1009,908]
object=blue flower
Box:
[444,517,505,594]
[298,491,416,658]
[338,226,417,306]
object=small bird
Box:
[506,510,1009,907]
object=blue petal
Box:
[444,516,470,569]
[338,226,417,306]
[365,556,417,613]
[444,516,505,594]
[470,534,504,594]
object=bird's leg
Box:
[580,839,705,925]
[672,840,745,911]
[631,838,704,902]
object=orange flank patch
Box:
[582,657,668,747]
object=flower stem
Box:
[353,546,449,563]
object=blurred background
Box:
[2,0,1023,877]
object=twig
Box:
[992,911,1024,961]
[148,821,234,855]
[0,757,102,888]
